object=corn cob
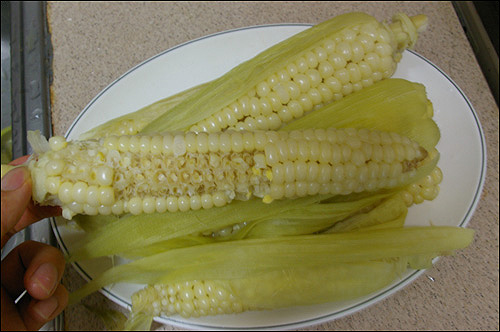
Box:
[131,262,403,318]
[70,227,474,319]
[27,127,429,220]
[141,13,428,134]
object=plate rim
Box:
[51,22,488,330]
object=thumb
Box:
[1,166,32,247]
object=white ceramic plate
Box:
[51,24,486,330]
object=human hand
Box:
[1,156,68,331]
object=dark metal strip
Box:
[6,2,63,330]
[11,0,52,158]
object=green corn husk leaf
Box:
[283,78,440,151]
[115,235,215,260]
[358,216,406,232]
[226,258,409,309]
[78,82,208,140]
[120,191,394,259]
[68,194,327,262]
[94,190,408,259]
[140,12,379,133]
[69,226,474,304]
[326,193,408,233]
[69,191,381,261]
[236,192,393,239]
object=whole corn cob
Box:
[141,12,428,134]
[27,127,430,220]
[131,262,404,318]
[70,227,474,320]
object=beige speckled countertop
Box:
[46,1,498,330]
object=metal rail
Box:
[2,1,64,330]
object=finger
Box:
[22,284,68,331]
[1,164,62,248]
[1,166,32,247]
[15,202,62,235]
[1,241,66,301]
[9,155,30,166]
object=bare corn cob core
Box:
[188,14,427,134]
[27,128,428,220]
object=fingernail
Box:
[32,263,58,297]
[33,296,59,320]
[1,166,28,191]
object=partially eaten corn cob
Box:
[142,13,428,134]
[28,127,430,220]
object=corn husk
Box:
[78,82,207,140]
[284,78,440,151]
[69,226,474,304]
